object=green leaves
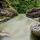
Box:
[7,0,40,13]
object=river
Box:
[0,14,39,40]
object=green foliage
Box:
[7,0,40,13]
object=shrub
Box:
[6,0,40,13]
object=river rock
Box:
[0,8,18,17]
[0,0,18,22]
[31,23,40,36]
[0,8,18,23]
[26,8,40,18]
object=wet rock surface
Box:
[26,8,40,18]
[31,23,40,36]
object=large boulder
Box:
[31,23,40,36]
[26,8,40,18]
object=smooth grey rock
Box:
[31,23,40,36]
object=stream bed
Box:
[0,14,40,40]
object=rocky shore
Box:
[0,0,18,23]
[26,8,40,18]
[0,8,18,23]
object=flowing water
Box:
[0,14,40,40]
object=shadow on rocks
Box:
[30,32,40,40]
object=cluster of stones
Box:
[26,8,40,18]
[0,0,18,22]
[26,8,40,37]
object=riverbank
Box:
[0,14,39,40]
